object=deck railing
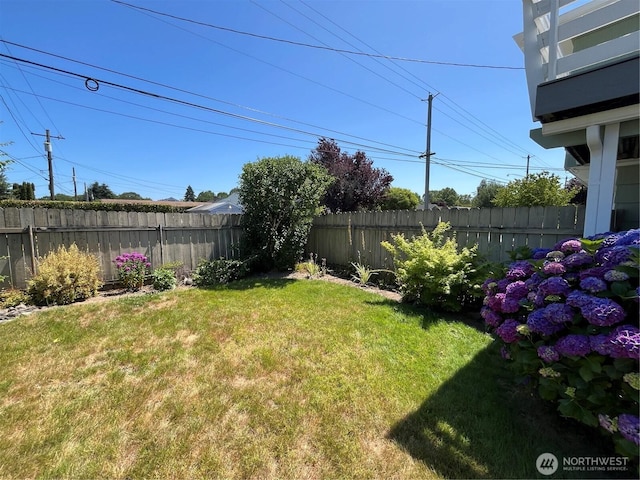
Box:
[516,0,640,118]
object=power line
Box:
[0,55,424,159]
[110,0,524,71]
[0,40,422,155]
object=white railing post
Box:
[523,0,545,119]
[547,0,560,80]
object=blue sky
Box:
[0,0,566,201]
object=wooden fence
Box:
[0,205,587,289]
[306,205,586,269]
[0,208,243,289]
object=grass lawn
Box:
[0,278,622,479]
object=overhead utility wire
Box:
[293,1,533,162]
[296,0,428,94]
[113,5,426,128]
[258,0,422,99]
[110,0,523,70]
[0,53,419,158]
[0,40,421,156]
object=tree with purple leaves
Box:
[309,138,393,213]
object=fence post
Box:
[28,224,37,277]
[158,224,164,265]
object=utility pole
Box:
[31,129,64,200]
[72,167,77,201]
[526,155,530,177]
[421,93,438,209]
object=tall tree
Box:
[184,185,196,202]
[493,172,577,207]
[239,155,332,271]
[118,192,148,200]
[379,187,420,210]
[473,180,503,207]
[196,190,216,202]
[309,138,393,212]
[87,182,115,200]
[429,187,460,206]
[12,182,35,200]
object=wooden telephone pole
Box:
[31,129,64,200]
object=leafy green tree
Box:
[38,193,75,201]
[196,190,216,202]
[12,182,35,200]
[309,138,393,212]
[430,187,460,206]
[473,180,503,207]
[118,192,148,200]
[87,182,115,200]
[184,185,196,202]
[0,137,13,199]
[493,172,577,207]
[239,155,333,271]
[379,187,420,210]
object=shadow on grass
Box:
[386,341,631,479]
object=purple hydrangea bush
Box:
[113,252,151,291]
[482,229,639,458]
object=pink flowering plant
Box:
[113,252,151,291]
[482,229,639,458]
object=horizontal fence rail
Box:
[306,206,586,270]
[0,208,243,289]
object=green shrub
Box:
[27,244,102,306]
[152,267,177,291]
[193,258,249,286]
[113,252,150,291]
[381,222,486,312]
[0,288,30,308]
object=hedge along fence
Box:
[0,208,243,289]
[306,205,586,269]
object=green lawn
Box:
[0,279,619,479]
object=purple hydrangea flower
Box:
[486,293,505,312]
[537,345,560,363]
[614,229,640,247]
[505,281,528,300]
[527,309,566,336]
[525,273,544,290]
[578,266,609,280]
[601,233,623,248]
[581,297,626,327]
[538,277,571,296]
[481,306,502,328]
[618,414,640,446]
[506,261,535,280]
[608,325,640,360]
[532,248,551,260]
[543,303,575,324]
[543,261,566,276]
[560,239,582,253]
[555,334,591,357]
[565,290,590,308]
[562,252,594,269]
[496,278,510,293]
[596,246,632,267]
[590,334,611,355]
[502,296,521,314]
[496,319,522,343]
[579,276,607,293]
